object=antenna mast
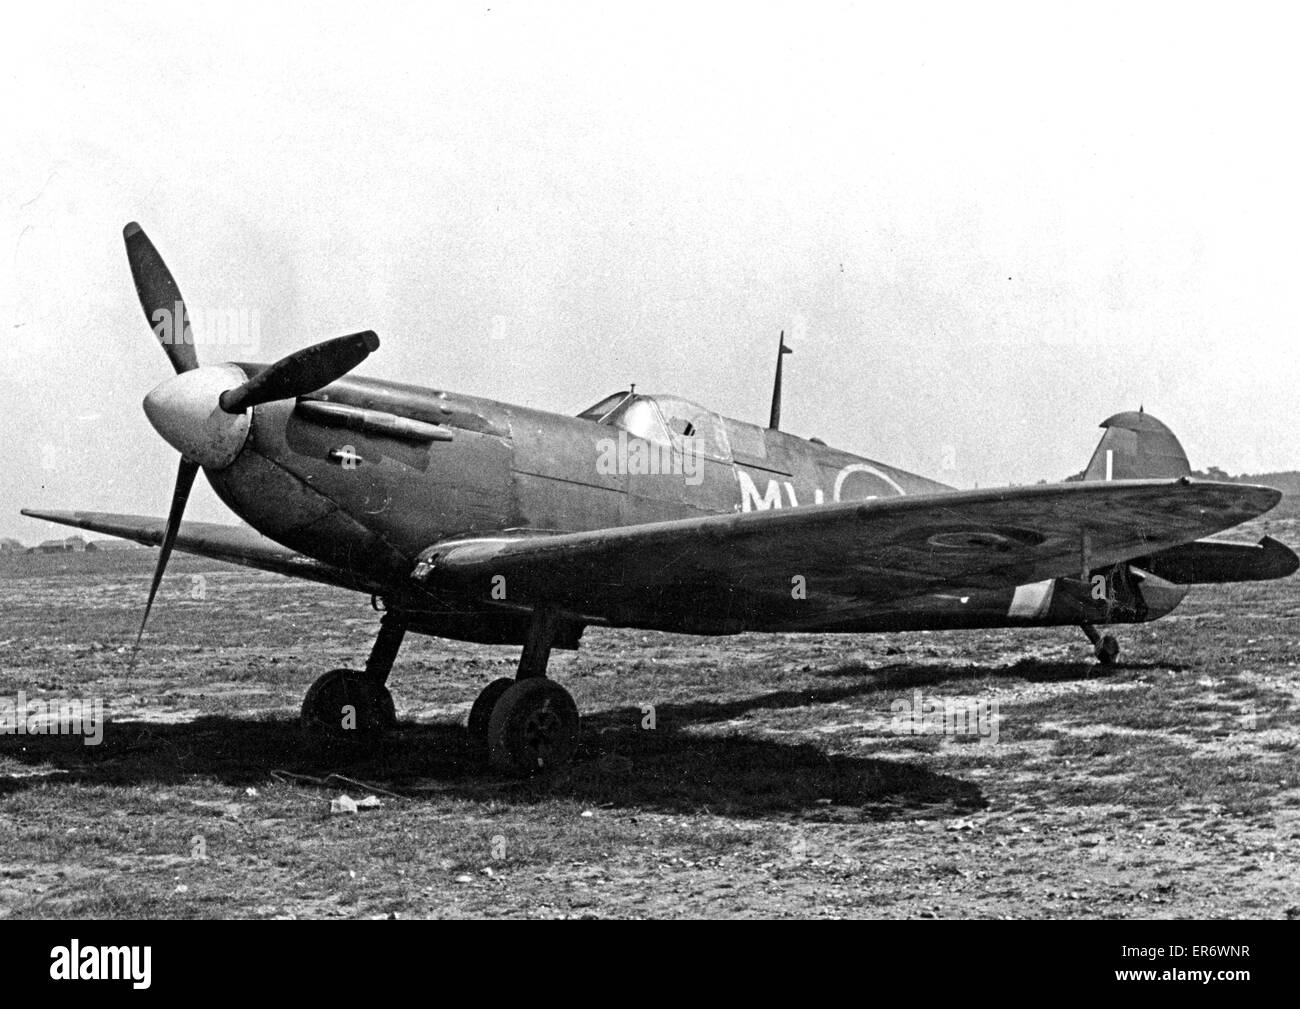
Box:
[767,331,793,430]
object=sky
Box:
[3,1,1298,542]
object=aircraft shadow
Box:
[0,699,984,822]
[815,656,1182,686]
[0,654,1191,818]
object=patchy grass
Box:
[0,547,1298,918]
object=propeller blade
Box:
[218,330,380,414]
[134,457,200,649]
[124,222,200,374]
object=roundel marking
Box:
[833,463,906,502]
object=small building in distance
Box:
[0,537,25,553]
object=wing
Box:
[414,479,1281,633]
[20,509,382,593]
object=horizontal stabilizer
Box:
[1138,535,1299,584]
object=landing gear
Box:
[295,604,581,771]
[300,612,406,750]
[301,669,396,746]
[469,606,581,775]
[487,678,580,773]
[1080,622,1120,666]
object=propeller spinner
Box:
[124,222,381,646]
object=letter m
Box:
[102,947,131,980]
[737,470,783,512]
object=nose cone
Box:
[143,363,252,469]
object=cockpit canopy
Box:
[576,391,732,462]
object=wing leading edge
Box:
[415,479,1283,633]
[19,509,382,594]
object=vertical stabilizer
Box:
[1082,409,1191,481]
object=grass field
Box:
[1,501,1298,918]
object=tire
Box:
[301,668,396,748]
[467,677,516,750]
[487,678,580,775]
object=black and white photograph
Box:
[1,0,1295,960]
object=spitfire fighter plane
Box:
[23,224,1298,774]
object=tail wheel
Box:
[301,668,396,748]
[467,677,516,751]
[487,678,580,775]
[1095,634,1120,666]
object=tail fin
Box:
[1082,409,1191,481]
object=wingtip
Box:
[20,509,89,529]
[1182,479,1283,516]
[1235,483,1285,518]
[123,221,142,240]
[1246,482,1284,506]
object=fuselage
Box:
[201,369,1187,639]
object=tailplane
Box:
[1080,407,1297,585]
[1081,408,1190,481]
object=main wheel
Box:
[487,678,580,775]
[1095,634,1120,666]
[467,677,516,751]
[301,668,396,748]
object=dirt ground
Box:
[1,503,1297,919]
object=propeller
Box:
[218,330,380,413]
[135,457,199,649]
[124,222,199,375]
[123,222,381,647]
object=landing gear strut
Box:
[1081,622,1120,666]
[301,612,406,749]
[468,606,580,774]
